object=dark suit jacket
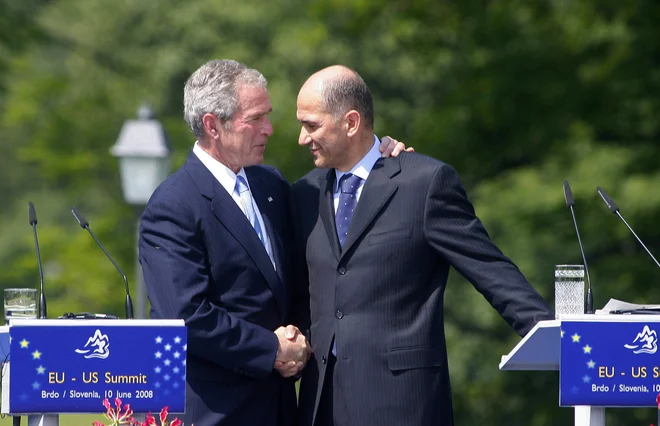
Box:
[139,152,297,426]
[291,152,553,426]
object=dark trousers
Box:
[314,354,350,426]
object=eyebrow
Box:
[299,118,319,126]
[246,107,272,120]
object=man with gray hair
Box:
[139,59,404,426]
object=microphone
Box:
[597,186,660,268]
[28,202,47,319]
[563,181,594,314]
[71,207,134,319]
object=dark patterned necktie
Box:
[335,173,363,248]
[333,172,363,356]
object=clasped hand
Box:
[274,325,312,378]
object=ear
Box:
[202,113,222,138]
[345,110,361,138]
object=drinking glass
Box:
[4,288,38,324]
[554,265,585,318]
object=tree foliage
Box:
[1,0,659,424]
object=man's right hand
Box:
[274,325,311,377]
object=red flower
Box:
[98,397,134,425]
[157,406,182,426]
[93,398,187,426]
[160,407,169,424]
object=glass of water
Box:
[554,265,585,318]
[4,288,38,324]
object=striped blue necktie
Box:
[235,175,266,248]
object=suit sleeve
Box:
[423,164,554,336]
[139,192,278,379]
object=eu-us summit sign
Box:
[7,319,186,413]
[560,317,660,407]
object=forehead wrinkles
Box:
[297,99,328,125]
[235,87,270,118]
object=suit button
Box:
[335,310,343,319]
[322,356,327,365]
[338,266,346,275]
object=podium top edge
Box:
[536,319,560,328]
[558,314,660,322]
[7,319,185,327]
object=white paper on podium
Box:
[595,298,660,314]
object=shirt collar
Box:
[193,141,248,195]
[335,135,381,191]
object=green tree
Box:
[1,0,659,424]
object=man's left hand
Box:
[379,136,415,157]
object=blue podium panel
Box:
[560,318,660,407]
[0,325,9,361]
[8,319,186,414]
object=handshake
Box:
[274,325,313,378]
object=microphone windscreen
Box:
[71,207,90,228]
[597,186,619,213]
[28,201,38,225]
[563,180,575,208]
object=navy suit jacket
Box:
[139,152,296,426]
[292,152,553,426]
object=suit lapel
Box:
[195,168,285,319]
[251,183,285,282]
[185,153,287,317]
[247,169,288,315]
[318,170,341,261]
[341,157,400,257]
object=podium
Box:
[501,315,660,426]
[1,319,186,425]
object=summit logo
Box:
[75,329,110,359]
[624,325,658,355]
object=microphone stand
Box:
[563,181,594,314]
[28,202,47,318]
[568,204,594,314]
[597,187,660,268]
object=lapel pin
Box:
[267,197,273,202]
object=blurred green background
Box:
[1,0,660,424]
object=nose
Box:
[298,128,311,146]
[263,117,273,136]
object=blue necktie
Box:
[235,175,266,248]
[335,173,362,248]
[333,173,362,356]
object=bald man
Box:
[290,66,553,426]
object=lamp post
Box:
[110,104,171,319]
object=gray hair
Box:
[183,59,267,138]
[321,71,374,129]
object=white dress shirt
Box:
[333,135,382,213]
[193,142,275,268]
